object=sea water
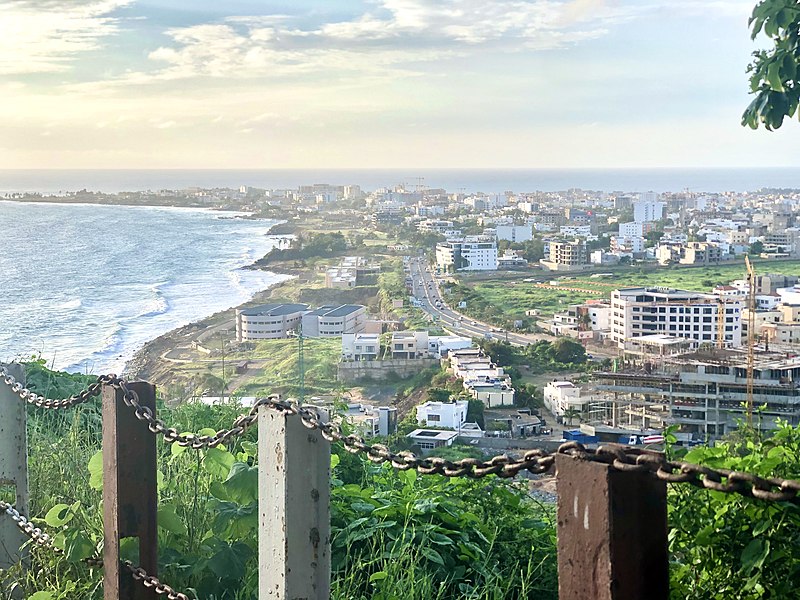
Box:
[0,201,289,374]
[2,167,800,195]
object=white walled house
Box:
[341,333,380,361]
[416,400,468,430]
[544,381,587,417]
[391,331,429,359]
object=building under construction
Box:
[591,347,800,442]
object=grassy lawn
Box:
[465,260,800,321]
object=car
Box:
[471,321,478,326]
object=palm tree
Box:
[563,408,581,427]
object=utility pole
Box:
[297,325,305,405]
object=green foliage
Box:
[742,1,800,129]
[466,399,485,429]
[253,231,348,266]
[668,420,800,599]
[750,240,764,255]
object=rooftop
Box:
[239,303,309,317]
[306,304,365,317]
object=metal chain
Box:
[110,378,261,449]
[124,561,190,600]
[0,365,109,409]
[254,399,800,503]
[1,501,189,598]
[4,361,798,503]
[0,500,103,567]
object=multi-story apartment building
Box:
[593,349,800,441]
[633,198,666,222]
[301,304,367,337]
[416,400,469,430]
[435,236,498,271]
[235,303,308,341]
[540,239,588,272]
[610,287,742,348]
[495,224,532,242]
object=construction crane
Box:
[745,255,756,426]
[717,296,726,349]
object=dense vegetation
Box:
[252,232,349,267]
[4,364,800,599]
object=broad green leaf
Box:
[330,454,340,470]
[204,447,236,478]
[420,546,445,566]
[223,462,258,505]
[29,593,54,600]
[158,504,188,536]
[208,541,253,580]
[741,538,770,573]
[88,451,103,491]
[369,571,388,582]
[44,504,74,527]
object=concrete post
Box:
[259,405,330,600]
[103,382,158,600]
[555,452,668,600]
[0,363,29,570]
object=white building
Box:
[416,400,469,430]
[428,336,473,358]
[495,224,532,243]
[610,288,743,348]
[559,225,592,237]
[610,235,645,254]
[436,236,498,271]
[235,303,308,341]
[618,221,645,237]
[407,429,460,454]
[301,304,367,337]
[341,333,380,361]
[543,381,589,418]
[633,198,666,223]
[391,331,429,359]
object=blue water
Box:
[1,168,799,194]
[0,201,289,374]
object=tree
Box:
[425,387,452,403]
[549,338,587,364]
[742,1,800,129]
[562,407,581,426]
[750,240,764,255]
[466,399,485,429]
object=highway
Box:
[407,257,550,346]
[406,257,620,359]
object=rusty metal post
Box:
[103,382,158,600]
[0,363,29,570]
[258,404,330,599]
[555,453,668,600]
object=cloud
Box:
[134,0,631,82]
[0,0,133,75]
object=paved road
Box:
[407,257,619,359]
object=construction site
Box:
[590,347,800,442]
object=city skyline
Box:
[3,0,799,169]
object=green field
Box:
[464,260,800,322]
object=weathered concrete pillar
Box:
[0,363,29,570]
[259,405,330,599]
[555,453,668,600]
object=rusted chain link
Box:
[110,378,261,449]
[1,501,189,598]
[0,500,103,567]
[556,442,800,504]
[0,365,110,409]
[124,561,190,600]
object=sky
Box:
[1,0,797,169]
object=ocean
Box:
[0,201,289,374]
[1,168,800,195]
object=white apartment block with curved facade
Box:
[236,303,309,341]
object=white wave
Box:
[58,298,82,310]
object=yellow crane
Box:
[745,255,756,426]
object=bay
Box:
[0,201,288,374]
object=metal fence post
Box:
[0,363,29,570]
[555,452,668,600]
[258,404,330,599]
[103,382,158,600]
